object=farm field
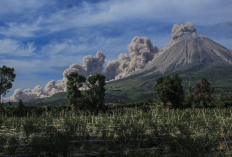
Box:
[1,107,232,156]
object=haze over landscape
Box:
[0,0,232,101]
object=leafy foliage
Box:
[18,99,25,117]
[184,84,194,107]
[155,74,184,108]
[194,78,214,106]
[66,72,86,109]
[0,65,16,103]
[86,73,106,112]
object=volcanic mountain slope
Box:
[134,22,232,76]
[143,37,232,75]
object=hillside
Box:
[16,66,232,105]
[105,66,232,103]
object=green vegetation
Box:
[2,65,232,156]
[86,73,106,112]
[67,72,86,109]
[18,66,232,105]
[155,74,184,108]
[194,78,214,106]
[0,65,16,103]
[67,72,106,113]
[105,66,232,103]
[1,106,232,156]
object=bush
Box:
[23,118,39,140]
[31,131,71,156]
[7,136,19,154]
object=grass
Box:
[1,107,232,156]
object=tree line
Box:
[0,65,232,116]
[155,74,216,108]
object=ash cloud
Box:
[104,36,158,80]
[171,22,199,45]
[4,52,105,102]
[156,22,200,55]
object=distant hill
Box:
[16,65,232,106]
[8,92,67,106]
[105,66,232,103]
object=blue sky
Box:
[0,0,232,96]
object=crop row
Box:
[1,107,232,156]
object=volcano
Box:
[105,23,232,102]
[139,23,232,76]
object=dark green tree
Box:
[66,72,86,109]
[194,78,214,106]
[86,73,106,112]
[155,74,184,108]
[184,84,194,107]
[0,65,16,104]
[18,99,25,117]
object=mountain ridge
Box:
[139,37,232,77]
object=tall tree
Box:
[86,73,106,112]
[66,72,86,109]
[184,84,194,107]
[0,66,16,103]
[194,78,214,106]
[18,99,25,117]
[155,74,184,108]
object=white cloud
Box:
[0,39,36,56]
[0,18,43,37]
[42,39,92,55]
[0,0,231,38]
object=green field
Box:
[1,106,232,156]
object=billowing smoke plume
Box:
[171,22,199,45]
[155,22,200,57]
[104,36,158,80]
[4,52,105,102]
[9,86,47,102]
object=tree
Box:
[155,74,184,108]
[0,65,16,104]
[194,78,214,106]
[184,84,194,107]
[18,99,25,117]
[66,72,86,109]
[86,73,106,112]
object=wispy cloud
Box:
[1,0,231,38]
[0,39,36,56]
[0,18,44,37]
